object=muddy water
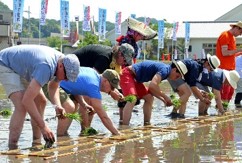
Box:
[1,81,242,162]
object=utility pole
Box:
[24,6,31,44]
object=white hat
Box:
[223,70,240,89]
[173,60,188,80]
[230,21,242,28]
[207,54,220,70]
[127,17,157,40]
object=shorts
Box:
[196,82,210,92]
[167,78,186,92]
[0,65,28,97]
[120,67,149,99]
[42,84,70,104]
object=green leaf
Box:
[0,108,12,118]
[172,98,181,109]
[208,92,215,99]
[222,102,229,109]
[124,95,137,103]
[81,127,98,136]
[64,112,82,123]
[170,93,176,99]
[102,105,108,111]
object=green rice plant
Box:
[102,105,108,111]
[172,98,181,109]
[0,108,12,118]
[81,127,98,136]
[64,112,82,123]
[222,102,229,110]
[170,93,176,99]
[124,95,137,103]
[208,92,215,99]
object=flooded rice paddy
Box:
[0,82,242,162]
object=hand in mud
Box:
[41,126,55,148]
[44,137,55,149]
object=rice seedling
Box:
[124,95,137,103]
[64,112,82,123]
[0,108,12,117]
[208,92,215,99]
[81,127,98,136]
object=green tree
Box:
[0,1,11,11]
[77,32,111,48]
[47,36,68,50]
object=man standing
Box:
[216,21,242,103]
[0,45,80,148]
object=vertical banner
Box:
[115,11,121,35]
[13,0,25,32]
[130,14,136,19]
[74,16,79,42]
[172,21,179,41]
[185,22,190,49]
[158,20,165,49]
[75,16,79,35]
[83,5,91,31]
[98,8,107,41]
[90,16,96,34]
[60,0,70,36]
[40,0,48,25]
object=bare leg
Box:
[122,100,136,125]
[142,94,154,125]
[177,83,191,114]
[8,91,26,149]
[57,99,76,136]
[119,107,123,124]
[31,90,47,145]
[198,101,209,115]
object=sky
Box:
[1,0,242,23]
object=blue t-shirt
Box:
[0,45,63,86]
[132,60,171,82]
[60,67,102,99]
[183,59,203,87]
[198,68,223,90]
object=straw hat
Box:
[230,21,242,28]
[127,17,157,40]
[173,60,188,79]
[119,43,135,65]
[223,70,240,89]
[207,54,220,70]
